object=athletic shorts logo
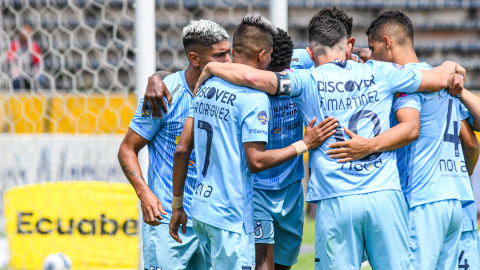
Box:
[254,221,263,239]
[258,111,268,125]
[141,105,151,118]
[392,63,404,70]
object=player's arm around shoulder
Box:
[194,62,279,95]
[460,118,479,176]
[417,61,466,93]
[170,117,194,243]
[143,71,174,119]
[458,88,480,131]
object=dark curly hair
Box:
[269,28,294,67]
[308,7,353,38]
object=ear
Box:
[258,49,266,62]
[346,37,355,58]
[383,36,392,50]
[306,47,314,62]
[188,52,200,67]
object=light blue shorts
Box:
[315,189,409,270]
[253,180,304,266]
[142,221,210,270]
[458,229,480,270]
[192,218,255,270]
[408,199,462,270]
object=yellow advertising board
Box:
[4,181,139,270]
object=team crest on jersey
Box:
[258,111,268,125]
[141,105,151,118]
[392,63,404,70]
[254,221,263,239]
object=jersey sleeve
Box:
[393,93,424,113]
[241,91,271,143]
[287,69,312,97]
[374,61,422,94]
[459,103,479,131]
[129,98,164,141]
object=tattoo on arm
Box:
[269,78,278,90]
[121,165,145,181]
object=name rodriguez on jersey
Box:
[194,86,236,121]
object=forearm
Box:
[460,89,480,131]
[418,62,456,92]
[248,146,298,173]
[463,144,479,176]
[207,63,278,95]
[172,149,191,197]
[369,122,419,153]
[118,147,149,198]
[152,71,172,80]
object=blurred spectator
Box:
[6,23,44,90]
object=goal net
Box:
[0,1,260,269]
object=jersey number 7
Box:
[198,120,213,177]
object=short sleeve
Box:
[459,103,470,121]
[393,93,423,113]
[129,98,164,141]
[241,91,271,143]
[374,61,422,94]
[188,98,195,118]
[287,69,312,97]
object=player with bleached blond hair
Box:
[118,19,231,270]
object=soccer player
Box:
[326,11,477,270]
[455,88,480,270]
[192,18,466,269]
[169,13,338,270]
[117,20,231,270]
[254,28,304,270]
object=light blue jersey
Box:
[252,71,304,190]
[189,76,270,234]
[392,62,475,207]
[129,70,196,225]
[290,49,314,70]
[286,60,422,202]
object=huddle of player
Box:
[118,7,480,270]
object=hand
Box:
[143,75,173,119]
[358,48,372,63]
[326,127,373,162]
[302,117,338,150]
[348,53,364,63]
[454,63,467,81]
[169,208,188,243]
[446,74,464,97]
[138,189,167,226]
[193,64,214,96]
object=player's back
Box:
[288,60,422,201]
[189,76,270,234]
[393,62,474,207]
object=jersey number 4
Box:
[458,250,469,270]
[444,99,461,157]
[198,120,213,177]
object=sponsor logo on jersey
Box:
[439,159,467,173]
[249,129,268,135]
[254,221,263,239]
[392,63,404,70]
[170,83,182,96]
[141,105,151,118]
[188,157,196,168]
[292,57,300,62]
[258,111,268,124]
